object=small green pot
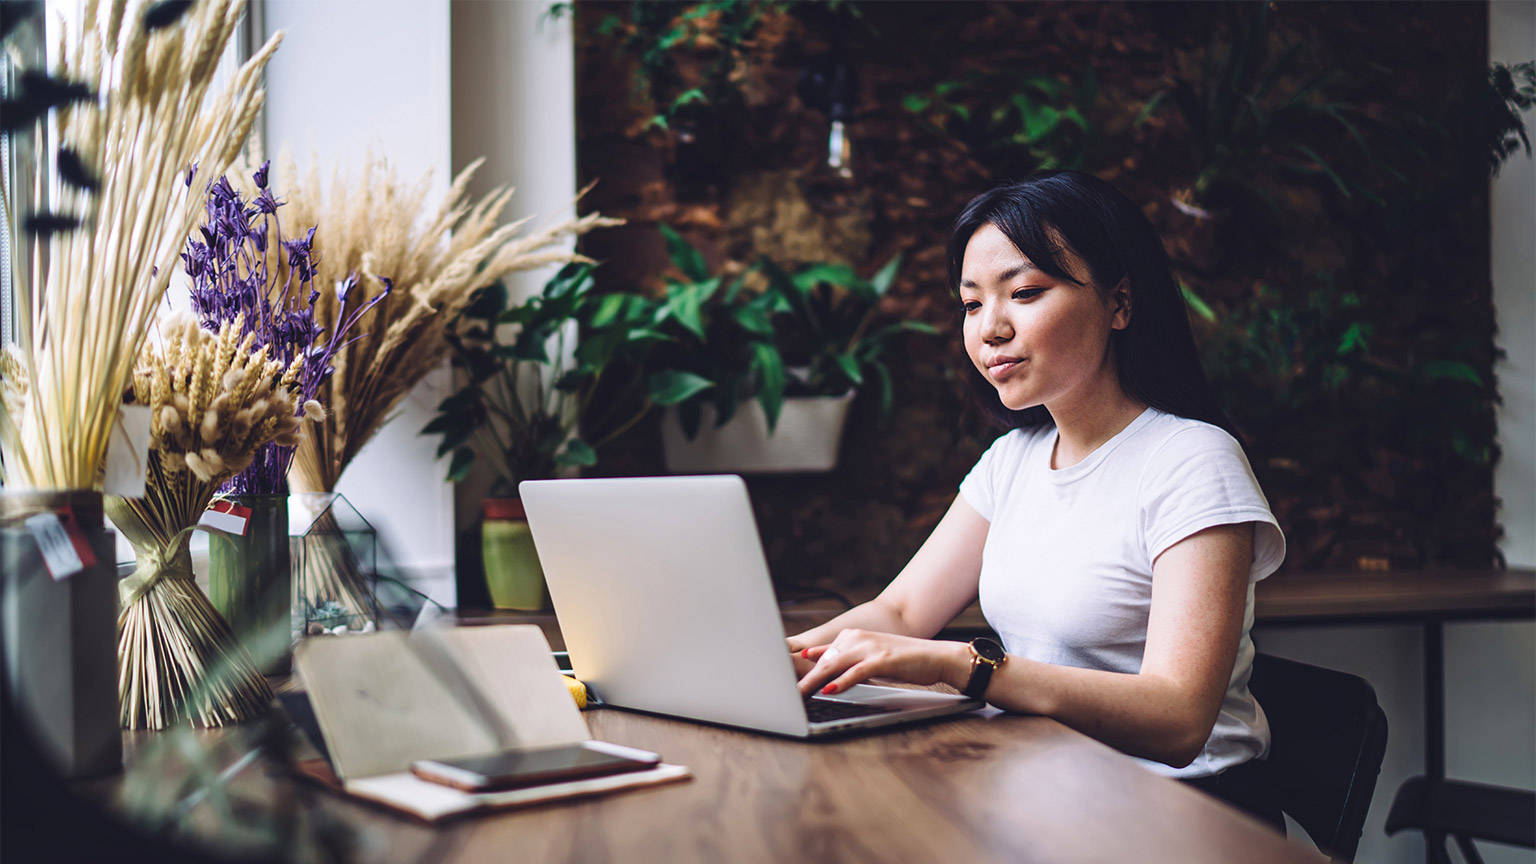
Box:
[481,498,546,611]
[208,494,293,674]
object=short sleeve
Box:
[959,430,1027,522]
[1139,425,1286,582]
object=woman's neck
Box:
[1046,387,1148,470]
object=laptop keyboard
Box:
[805,697,900,724]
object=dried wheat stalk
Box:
[109,314,311,730]
[0,0,282,491]
[248,151,623,493]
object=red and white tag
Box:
[199,500,252,536]
[24,509,97,581]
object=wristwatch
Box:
[962,637,1007,700]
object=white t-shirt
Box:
[958,407,1286,779]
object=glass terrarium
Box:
[289,493,381,638]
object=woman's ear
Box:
[1110,278,1132,331]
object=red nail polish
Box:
[822,683,837,695]
[801,648,809,659]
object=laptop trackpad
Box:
[833,683,973,709]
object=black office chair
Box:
[1239,653,1390,862]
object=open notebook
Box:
[291,625,690,821]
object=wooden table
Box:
[68,601,1337,864]
[259,703,1322,864]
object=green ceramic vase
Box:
[208,494,293,674]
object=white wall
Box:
[448,1,578,530]
[261,0,456,602]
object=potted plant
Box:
[645,226,936,473]
[423,263,658,609]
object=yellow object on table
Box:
[563,675,589,709]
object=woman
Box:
[787,171,1286,823]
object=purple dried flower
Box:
[253,160,269,190]
[182,163,385,495]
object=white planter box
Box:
[661,392,855,474]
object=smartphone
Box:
[409,741,661,792]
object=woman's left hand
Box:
[795,629,972,698]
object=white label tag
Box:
[199,500,252,536]
[104,404,152,498]
[24,512,85,581]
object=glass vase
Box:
[208,494,293,675]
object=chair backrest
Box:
[1246,653,1389,862]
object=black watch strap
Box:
[963,637,1005,700]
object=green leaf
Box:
[903,93,932,113]
[1020,104,1062,143]
[446,447,476,484]
[673,88,706,108]
[869,253,902,296]
[557,438,598,467]
[462,282,508,321]
[647,370,715,405]
[731,304,774,336]
[666,278,719,341]
[626,327,671,344]
[722,271,751,303]
[436,427,470,459]
[420,412,459,436]
[1422,361,1483,386]
[792,263,860,291]
[834,353,864,386]
[1134,91,1166,128]
[712,381,740,428]
[1179,283,1218,324]
[870,362,894,422]
[498,304,539,326]
[544,262,594,299]
[761,258,817,330]
[1336,323,1370,356]
[751,342,786,433]
[587,294,629,328]
[659,223,709,282]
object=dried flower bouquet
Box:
[240,152,620,625]
[108,314,312,730]
[186,163,379,496]
[248,152,624,493]
[0,0,282,492]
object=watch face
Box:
[972,637,1005,664]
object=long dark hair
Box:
[946,171,1239,440]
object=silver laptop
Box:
[519,475,982,737]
